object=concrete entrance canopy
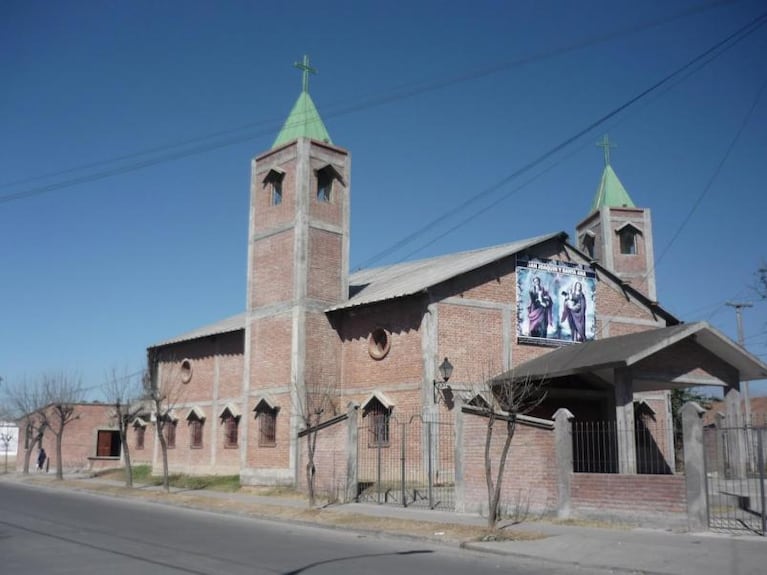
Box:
[493,322,767,474]
[493,322,767,392]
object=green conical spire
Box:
[590,135,635,210]
[272,55,332,149]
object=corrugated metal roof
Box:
[328,232,563,312]
[150,312,245,348]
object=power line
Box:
[0,0,746,205]
[354,9,767,270]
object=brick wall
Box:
[297,416,349,502]
[17,403,117,473]
[571,473,686,520]
[460,412,558,516]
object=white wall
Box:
[0,423,19,456]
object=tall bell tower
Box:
[575,136,657,302]
[240,57,350,485]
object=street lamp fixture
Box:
[433,357,454,403]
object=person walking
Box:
[36,447,47,472]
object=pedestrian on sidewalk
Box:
[36,448,47,472]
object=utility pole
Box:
[727,301,754,471]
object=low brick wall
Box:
[571,473,686,525]
[460,412,558,517]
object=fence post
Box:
[682,401,707,532]
[554,408,574,519]
[345,402,359,503]
[400,420,406,507]
[454,399,465,513]
[757,429,766,535]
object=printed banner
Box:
[516,258,596,346]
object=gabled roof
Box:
[149,313,245,348]
[494,322,767,384]
[272,90,332,149]
[327,232,564,312]
[591,164,635,211]
[186,406,206,421]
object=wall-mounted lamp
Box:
[433,357,454,403]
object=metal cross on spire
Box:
[294,55,317,93]
[596,134,617,166]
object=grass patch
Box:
[93,466,240,491]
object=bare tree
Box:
[470,371,546,529]
[103,369,147,487]
[41,372,85,480]
[295,367,338,507]
[145,351,187,493]
[2,377,48,474]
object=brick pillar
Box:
[682,401,707,532]
[345,402,359,503]
[614,367,636,474]
[554,408,574,519]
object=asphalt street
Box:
[0,482,585,575]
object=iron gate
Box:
[704,424,767,535]
[356,413,455,510]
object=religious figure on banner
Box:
[527,276,553,338]
[561,281,587,342]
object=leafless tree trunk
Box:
[473,372,546,529]
[41,372,85,480]
[103,369,146,488]
[296,368,338,508]
[2,378,49,474]
[145,353,186,493]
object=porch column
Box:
[682,401,707,532]
[724,387,746,479]
[614,367,636,474]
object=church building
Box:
[144,59,767,518]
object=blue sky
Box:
[2,0,766,398]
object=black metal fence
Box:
[572,419,676,474]
[704,424,767,535]
[356,413,455,510]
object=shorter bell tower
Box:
[575,135,656,302]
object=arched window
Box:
[253,398,279,447]
[362,393,394,448]
[219,405,240,449]
[616,223,641,255]
[264,168,285,206]
[187,407,205,449]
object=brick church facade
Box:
[136,63,766,520]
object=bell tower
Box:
[241,57,350,485]
[575,136,656,302]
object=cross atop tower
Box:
[596,134,617,167]
[294,55,317,93]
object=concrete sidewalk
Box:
[3,472,766,575]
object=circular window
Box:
[368,328,391,360]
[180,359,193,383]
